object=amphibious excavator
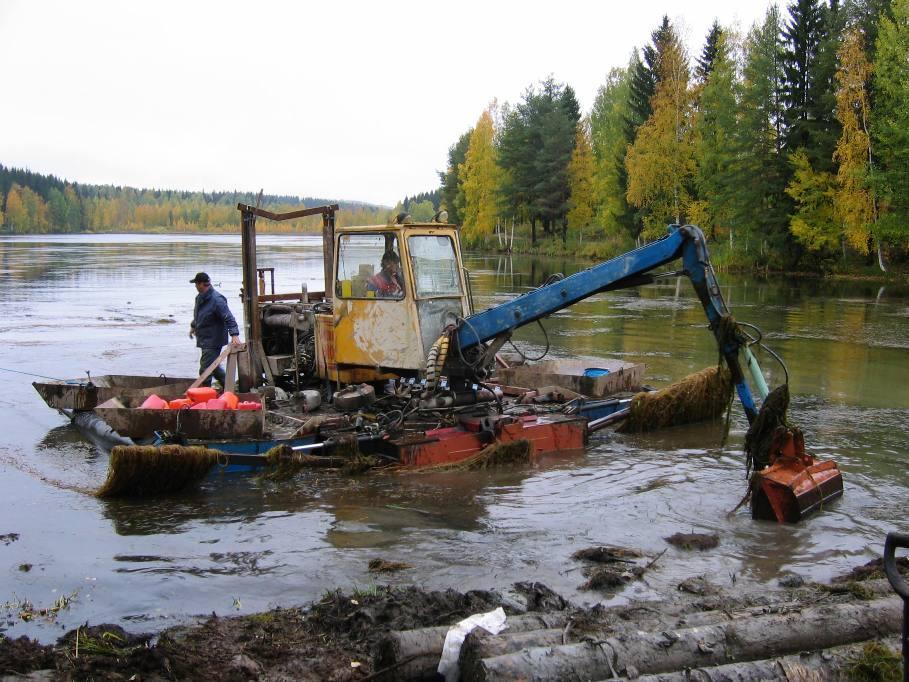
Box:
[231,203,843,522]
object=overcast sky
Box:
[0,0,774,206]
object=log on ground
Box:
[373,612,570,681]
[466,597,902,682]
[624,637,902,681]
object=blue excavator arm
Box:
[455,225,762,423]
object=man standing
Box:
[189,272,240,388]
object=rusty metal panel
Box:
[33,376,196,412]
[314,313,336,380]
[94,395,264,439]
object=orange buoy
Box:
[237,401,261,411]
[168,398,193,410]
[140,394,168,410]
[186,387,218,404]
[206,398,227,410]
[220,391,239,410]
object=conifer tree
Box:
[782,0,842,171]
[871,0,909,257]
[440,130,471,226]
[734,6,791,261]
[692,26,740,239]
[697,20,724,81]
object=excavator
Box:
[229,203,843,523]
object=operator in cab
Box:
[366,250,404,298]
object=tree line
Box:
[0,164,391,234]
[442,0,908,272]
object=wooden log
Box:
[625,638,902,681]
[468,597,902,682]
[373,612,569,681]
[460,628,566,682]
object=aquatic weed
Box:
[846,641,902,681]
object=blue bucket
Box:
[584,367,610,378]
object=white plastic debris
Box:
[437,606,507,682]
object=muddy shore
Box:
[2,552,905,681]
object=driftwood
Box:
[466,597,902,682]
[373,612,569,681]
[626,638,902,681]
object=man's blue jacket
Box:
[192,287,240,349]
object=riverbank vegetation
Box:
[442,0,909,274]
[0,164,393,234]
[3,1,908,277]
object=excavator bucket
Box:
[750,428,844,523]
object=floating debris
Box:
[368,558,413,573]
[618,365,732,433]
[96,445,220,498]
[571,546,644,563]
[665,532,720,551]
[581,565,645,590]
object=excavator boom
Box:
[457,225,759,422]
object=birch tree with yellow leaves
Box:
[833,26,877,258]
[566,118,596,236]
[459,106,502,243]
[625,22,696,240]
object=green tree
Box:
[782,0,842,172]
[692,26,740,239]
[498,78,580,242]
[63,186,83,232]
[786,148,838,251]
[590,66,633,234]
[459,106,502,243]
[534,79,581,240]
[407,199,436,222]
[732,5,791,262]
[566,119,596,234]
[439,130,470,225]
[47,187,68,231]
[871,0,909,255]
[697,20,724,81]
[626,21,695,239]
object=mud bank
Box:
[1,556,906,681]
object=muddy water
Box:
[0,234,907,642]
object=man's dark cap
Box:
[190,272,211,284]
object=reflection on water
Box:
[0,234,907,642]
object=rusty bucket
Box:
[750,428,844,523]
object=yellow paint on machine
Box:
[332,297,425,381]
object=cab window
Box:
[408,235,462,298]
[336,233,404,299]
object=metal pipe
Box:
[587,407,631,433]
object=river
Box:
[0,233,907,642]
